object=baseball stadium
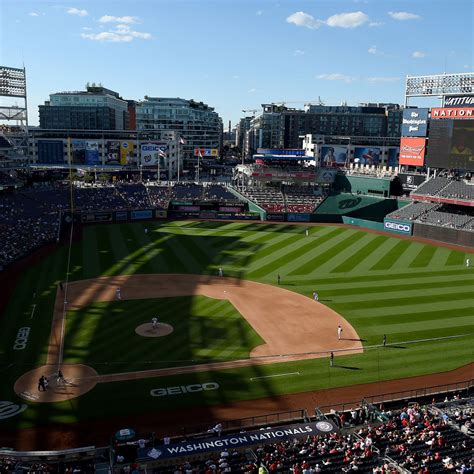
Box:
[0,70,473,473]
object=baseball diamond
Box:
[0,220,473,450]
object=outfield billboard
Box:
[71,139,86,164]
[141,142,167,166]
[383,218,412,235]
[85,141,100,165]
[37,140,64,164]
[399,137,426,166]
[431,107,474,119]
[443,95,474,108]
[194,148,219,157]
[401,108,429,137]
[120,141,135,165]
[321,145,347,165]
[353,147,381,165]
[106,141,120,164]
[131,210,153,220]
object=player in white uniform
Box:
[116,287,121,300]
[218,267,223,277]
[337,325,343,340]
[466,258,470,268]
[152,317,158,329]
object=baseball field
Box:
[0,220,473,444]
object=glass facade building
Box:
[135,97,222,159]
[39,86,129,130]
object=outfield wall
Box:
[413,222,474,247]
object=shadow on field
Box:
[335,365,361,370]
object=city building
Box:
[246,103,403,156]
[39,85,129,131]
[135,97,222,159]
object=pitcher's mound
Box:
[15,364,98,403]
[136,323,174,337]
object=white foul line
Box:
[250,372,300,381]
[30,304,36,319]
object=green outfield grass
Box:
[0,220,473,431]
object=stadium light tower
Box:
[404,72,474,106]
[0,65,29,159]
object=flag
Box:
[77,168,86,177]
[179,136,186,145]
[198,149,203,158]
[158,148,167,158]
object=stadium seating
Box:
[438,180,474,201]
[74,186,128,212]
[116,183,151,209]
[413,177,451,196]
[146,184,172,208]
[386,202,439,221]
[118,395,473,473]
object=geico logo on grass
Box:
[384,222,411,232]
[13,327,31,350]
[150,382,219,397]
[0,401,27,420]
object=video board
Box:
[427,119,474,171]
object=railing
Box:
[318,379,474,415]
[179,408,307,438]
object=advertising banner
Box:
[256,149,305,156]
[85,141,100,165]
[388,148,400,167]
[194,148,219,157]
[120,141,135,166]
[71,139,86,164]
[443,96,474,108]
[155,210,168,218]
[287,213,311,222]
[399,137,426,166]
[106,141,120,164]
[431,107,474,119]
[401,108,429,136]
[141,142,167,166]
[266,213,285,221]
[137,421,337,462]
[219,206,243,213]
[353,147,381,165]
[115,211,128,221]
[131,210,153,220]
[384,219,412,235]
[314,169,337,184]
[321,145,347,165]
[81,213,113,223]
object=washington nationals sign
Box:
[137,420,338,461]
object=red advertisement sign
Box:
[399,137,426,166]
[431,107,474,119]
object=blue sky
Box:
[1,0,472,127]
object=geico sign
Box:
[13,327,31,350]
[385,222,411,232]
[151,382,219,397]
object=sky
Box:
[1,0,473,128]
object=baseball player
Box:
[313,291,319,301]
[152,317,158,329]
[116,287,121,300]
[382,334,387,347]
[57,369,66,386]
[329,352,334,367]
[218,267,223,277]
[466,258,470,268]
[337,325,343,340]
[277,274,281,285]
[305,229,309,237]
